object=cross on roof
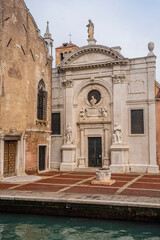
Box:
[69,33,72,43]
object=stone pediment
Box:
[58,45,128,71]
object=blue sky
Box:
[25,0,160,80]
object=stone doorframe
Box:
[77,121,111,168]
[0,134,27,179]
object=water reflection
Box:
[0,213,159,240]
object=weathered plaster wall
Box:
[0,0,52,174]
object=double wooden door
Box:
[88,137,102,167]
[4,141,17,177]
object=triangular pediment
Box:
[58,45,128,71]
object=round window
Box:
[88,90,101,105]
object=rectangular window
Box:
[131,109,144,134]
[51,113,61,135]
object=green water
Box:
[0,213,159,240]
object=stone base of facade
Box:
[50,162,60,170]
[110,164,126,173]
[78,157,85,168]
[147,165,159,173]
[103,158,110,167]
[60,144,76,171]
[110,164,159,174]
[110,144,129,173]
[60,163,76,171]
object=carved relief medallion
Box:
[128,80,145,94]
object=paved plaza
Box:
[0,171,160,205]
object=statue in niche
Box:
[80,107,86,119]
[101,107,107,118]
[65,124,73,144]
[90,95,97,106]
[112,123,122,144]
[86,19,94,39]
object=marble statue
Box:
[65,124,73,144]
[80,107,86,119]
[86,19,94,39]
[101,107,107,118]
[90,96,97,106]
[112,123,122,144]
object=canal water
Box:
[0,213,159,240]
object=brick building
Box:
[55,42,78,66]
[0,0,53,178]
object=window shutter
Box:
[43,91,48,120]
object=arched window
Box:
[37,79,47,120]
[60,53,64,61]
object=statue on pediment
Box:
[86,19,94,39]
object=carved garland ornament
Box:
[62,79,73,87]
[80,106,108,119]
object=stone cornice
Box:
[77,120,111,125]
[59,59,128,72]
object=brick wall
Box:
[0,0,52,174]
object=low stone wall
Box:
[0,199,160,222]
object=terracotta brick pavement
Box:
[0,171,160,199]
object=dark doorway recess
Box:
[88,137,102,167]
[39,146,46,171]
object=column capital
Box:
[0,134,5,140]
[103,127,109,131]
[23,134,27,140]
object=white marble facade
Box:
[51,41,159,173]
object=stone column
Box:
[60,79,76,171]
[146,55,159,173]
[22,134,27,175]
[16,140,21,176]
[48,135,51,170]
[110,73,129,173]
[0,134,4,179]
[103,127,109,167]
[78,128,85,168]
[65,80,74,128]
[148,101,159,173]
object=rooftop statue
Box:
[86,19,94,39]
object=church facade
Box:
[51,26,159,173]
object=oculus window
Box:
[131,109,144,134]
[88,90,101,104]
